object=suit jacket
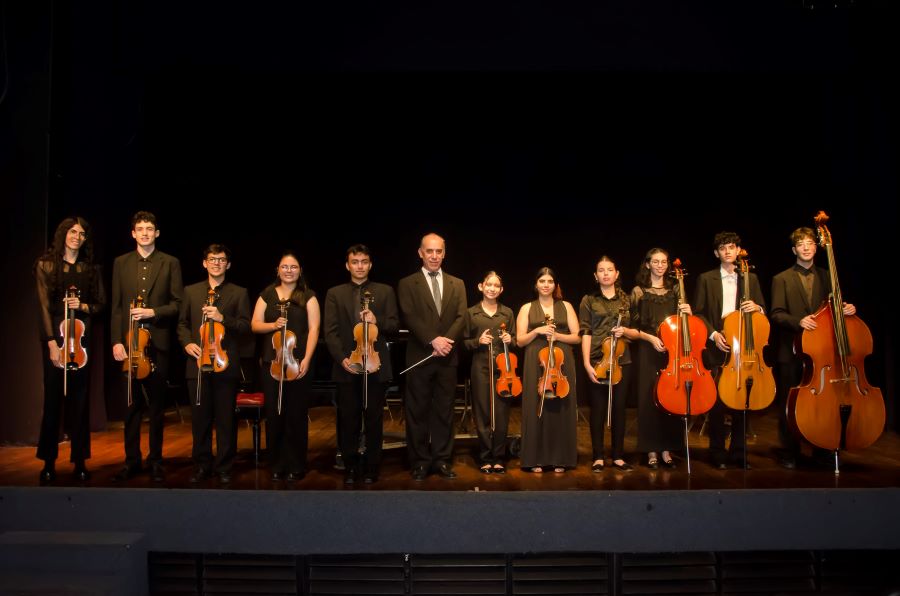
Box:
[693,268,767,335]
[397,270,467,367]
[324,281,399,383]
[110,250,183,352]
[769,265,830,363]
[177,280,251,378]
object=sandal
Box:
[479,464,493,474]
[612,460,633,471]
[532,466,543,473]
[553,467,566,473]
[661,451,675,467]
[647,452,659,469]
[591,460,605,473]
[492,464,506,474]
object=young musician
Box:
[580,257,639,472]
[463,271,517,474]
[252,251,320,482]
[630,248,691,469]
[693,232,765,469]
[35,217,105,483]
[516,267,580,473]
[769,227,855,468]
[178,244,250,484]
[397,233,467,481]
[324,245,397,484]
[110,211,183,482]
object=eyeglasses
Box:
[650,260,668,266]
[795,241,816,248]
[69,231,87,238]
[206,257,228,264]
[279,265,300,271]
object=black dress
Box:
[631,285,684,453]
[519,300,577,470]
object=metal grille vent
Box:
[511,553,610,595]
[720,550,816,594]
[411,554,507,595]
[620,552,716,594]
[818,550,900,594]
[150,551,200,595]
[202,554,297,595]
[307,554,405,595]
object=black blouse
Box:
[35,258,105,343]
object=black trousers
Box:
[262,367,310,475]
[336,377,386,472]
[37,345,90,464]
[187,370,238,473]
[404,360,457,470]
[775,359,803,455]
[470,354,512,465]
[122,350,169,467]
[587,365,632,461]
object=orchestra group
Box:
[35,210,884,485]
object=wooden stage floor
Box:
[2,403,900,492]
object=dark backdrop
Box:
[2,1,896,444]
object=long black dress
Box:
[520,300,577,470]
[631,285,684,453]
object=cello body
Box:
[717,252,776,411]
[786,211,885,452]
[654,260,717,417]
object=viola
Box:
[717,250,775,411]
[655,259,716,417]
[60,286,87,371]
[199,288,228,373]
[122,295,153,381]
[787,211,885,452]
[349,291,381,374]
[270,301,301,382]
[60,286,87,397]
[537,314,570,417]
[494,322,522,398]
[593,306,627,386]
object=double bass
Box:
[270,300,300,414]
[593,306,627,428]
[123,295,154,406]
[787,211,884,456]
[537,314,569,417]
[60,286,87,396]
[655,260,717,417]
[717,250,776,412]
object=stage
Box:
[2,405,900,594]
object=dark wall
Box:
[2,1,897,444]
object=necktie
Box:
[429,271,442,315]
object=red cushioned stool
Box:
[235,391,265,466]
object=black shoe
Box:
[364,470,379,484]
[492,464,506,474]
[270,471,283,481]
[287,471,305,482]
[218,471,232,484]
[435,463,456,478]
[344,467,357,485]
[333,452,345,471]
[661,456,676,469]
[779,455,797,469]
[113,464,142,482]
[591,461,604,473]
[612,461,633,471]
[150,464,165,483]
[479,464,493,474]
[39,463,56,484]
[189,468,211,483]
[646,455,659,470]
[73,463,91,482]
[411,466,428,481]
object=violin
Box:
[494,322,522,398]
[199,288,228,373]
[655,259,716,417]
[594,306,627,429]
[349,291,381,374]
[787,211,885,453]
[717,250,776,411]
[122,295,153,380]
[60,286,87,396]
[537,314,569,417]
[270,301,301,382]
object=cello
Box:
[655,259,716,473]
[60,286,87,396]
[787,211,885,462]
[495,322,522,399]
[593,306,627,428]
[270,300,300,414]
[123,295,154,407]
[537,314,570,418]
[717,250,776,412]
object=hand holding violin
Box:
[65,294,82,311]
[360,308,376,325]
[479,329,493,345]
[130,305,155,321]
[202,304,224,322]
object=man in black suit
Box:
[693,231,766,469]
[324,244,399,484]
[111,211,183,482]
[769,227,855,468]
[397,233,467,480]
[177,244,251,484]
